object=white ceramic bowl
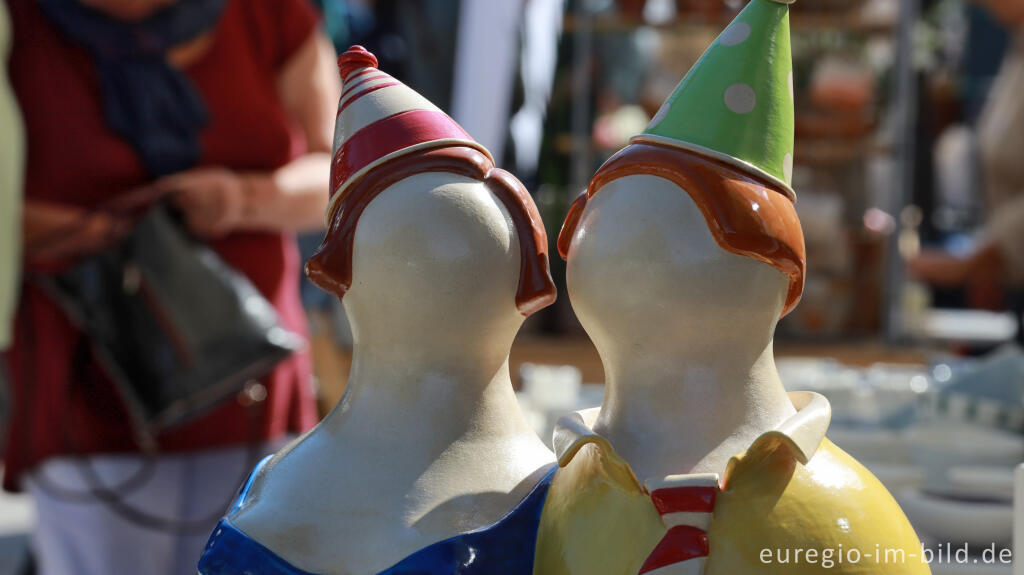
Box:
[940,466,1017,502]
[897,489,1012,548]
[905,423,1024,474]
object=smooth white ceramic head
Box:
[566,174,789,364]
[229,169,554,575]
[344,171,525,362]
[564,173,798,479]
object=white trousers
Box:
[24,444,273,575]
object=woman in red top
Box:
[4,0,339,572]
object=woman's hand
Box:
[159,160,331,237]
[155,30,339,239]
[23,201,132,263]
[158,167,249,238]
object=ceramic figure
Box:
[198,46,558,575]
[536,1,931,573]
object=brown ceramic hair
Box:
[558,142,806,317]
[307,145,558,317]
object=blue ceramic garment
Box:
[198,458,557,575]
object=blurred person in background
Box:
[0,0,24,453]
[3,0,339,573]
[911,0,1024,313]
[0,2,22,354]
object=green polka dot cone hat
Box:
[635,0,797,200]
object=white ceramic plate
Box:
[897,488,1012,548]
[937,466,1017,502]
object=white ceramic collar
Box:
[553,391,832,474]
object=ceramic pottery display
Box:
[540,0,932,573]
[198,46,558,575]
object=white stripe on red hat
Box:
[330,109,476,196]
[334,69,443,144]
[339,73,392,105]
[325,46,492,224]
[342,67,378,85]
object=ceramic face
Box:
[343,171,524,349]
[200,170,558,575]
[566,173,789,357]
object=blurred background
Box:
[2,0,1024,573]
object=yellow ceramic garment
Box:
[533,392,931,575]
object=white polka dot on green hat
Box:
[635,0,797,200]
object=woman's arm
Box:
[243,29,340,231]
[278,31,339,155]
[22,199,131,262]
[983,191,1024,285]
[164,31,341,237]
[909,192,1024,310]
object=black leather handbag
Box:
[38,205,303,452]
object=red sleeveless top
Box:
[3,0,320,490]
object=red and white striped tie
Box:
[638,474,720,575]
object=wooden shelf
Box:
[563,11,896,35]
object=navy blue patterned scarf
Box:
[39,0,226,176]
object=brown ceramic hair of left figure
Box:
[306,145,557,317]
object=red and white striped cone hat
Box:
[325,45,493,225]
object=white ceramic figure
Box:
[530,2,932,574]
[198,46,558,575]
[569,173,799,480]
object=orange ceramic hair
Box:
[307,146,557,317]
[558,142,806,317]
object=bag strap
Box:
[23,185,174,257]
[20,284,266,535]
